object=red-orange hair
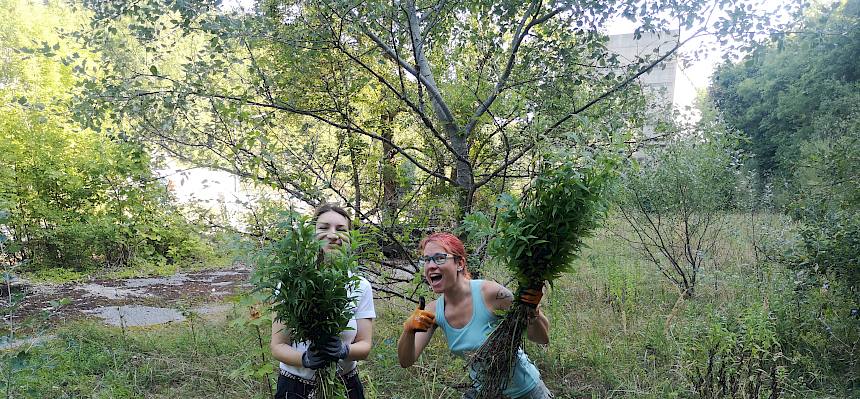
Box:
[419,232,471,279]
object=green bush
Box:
[769,271,860,395]
[0,0,210,277]
[617,119,743,296]
[0,120,210,275]
[787,209,860,300]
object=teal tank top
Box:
[435,279,541,398]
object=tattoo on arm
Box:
[495,288,513,300]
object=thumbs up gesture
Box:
[403,296,435,333]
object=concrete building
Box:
[607,30,680,108]
[606,30,681,158]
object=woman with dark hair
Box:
[270,204,376,399]
[397,232,553,398]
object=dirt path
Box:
[2,264,252,334]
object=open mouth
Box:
[428,273,443,284]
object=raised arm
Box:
[525,306,550,344]
[397,300,437,368]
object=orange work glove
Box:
[403,296,435,333]
[518,285,544,308]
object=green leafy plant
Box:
[466,156,616,398]
[598,254,643,334]
[228,291,277,397]
[252,211,360,399]
[682,303,786,399]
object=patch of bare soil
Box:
[2,263,252,331]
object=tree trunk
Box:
[348,141,361,216]
[449,130,474,222]
[404,0,474,222]
[380,111,398,224]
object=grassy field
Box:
[3,215,855,398]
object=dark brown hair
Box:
[312,203,353,230]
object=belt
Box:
[278,365,360,386]
[279,369,317,385]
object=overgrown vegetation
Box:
[3,0,858,398]
[0,0,212,278]
[710,0,860,391]
[616,111,743,297]
[711,0,859,307]
[5,217,857,398]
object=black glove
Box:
[301,346,328,370]
[317,335,350,361]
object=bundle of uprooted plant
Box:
[468,158,615,399]
[252,211,360,399]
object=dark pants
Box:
[274,370,365,399]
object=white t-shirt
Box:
[279,276,376,379]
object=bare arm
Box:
[525,306,550,345]
[482,281,550,345]
[346,318,373,361]
[270,319,303,367]
[484,280,514,311]
[397,300,437,368]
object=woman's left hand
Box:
[519,284,545,308]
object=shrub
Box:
[617,122,743,297]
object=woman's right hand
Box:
[301,345,329,370]
[403,296,435,333]
[398,296,436,367]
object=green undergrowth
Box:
[4,218,855,398]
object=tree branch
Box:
[542,29,705,136]
[360,24,455,125]
[120,87,459,186]
[464,2,568,135]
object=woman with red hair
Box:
[397,232,553,398]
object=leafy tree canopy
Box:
[711,0,859,187]
[0,0,206,274]
[69,0,794,223]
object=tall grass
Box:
[7,215,853,398]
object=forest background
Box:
[1,0,857,397]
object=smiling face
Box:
[422,241,463,293]
[315,210,350,253]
